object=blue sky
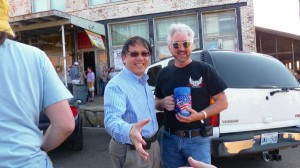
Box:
[253,0,300,35]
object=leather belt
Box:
[128,133,158,150]
[165,127,202,138]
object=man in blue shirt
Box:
[69,61,80,84]
[104,36,160,168]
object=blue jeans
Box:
[102,82,107,96]
[160,130,211,168]
[99,81,103,96]
[99,81,107,96]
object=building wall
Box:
[69,0,248,20]
[240,0,256,52]
[8,0,31,16]
[9,0,255,52]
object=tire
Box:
[71,128,83,151]
[71,119,83,151]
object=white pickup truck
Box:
[146,50,300,161]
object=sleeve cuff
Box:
[122,124,134,144]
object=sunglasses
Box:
[127,51,150,57]
[172,41,192,49]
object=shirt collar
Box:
[123,67,149,85]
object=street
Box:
[49,127,112,168]
[49,128,300,168]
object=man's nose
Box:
[178,43,186,50]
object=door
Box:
[83,51,97,94]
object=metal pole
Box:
[259,35,262,53]
[61,25,68,87]
[275,37,278,59]
[292,41,295,71]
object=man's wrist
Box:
[202,110,208,119]
[199,110,207,123]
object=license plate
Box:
[261,132,278,145]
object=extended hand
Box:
[129,119,150,160]
[179,157,217,168]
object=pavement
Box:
[77,95,105,128]
[84,95,104,107]
[50,127,113,168]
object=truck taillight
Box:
[210,115,219,127]
[209,98,219,127]
[70,106,78,117]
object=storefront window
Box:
[154,15,199,62]
[202,10,238,50]
[32,0,66,12]
[109,21,149,70]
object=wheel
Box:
[262,151,271,162]
[71,126,83,151]
[70,119,83,151]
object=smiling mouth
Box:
[135,63,145,67]
[178,50,186,54]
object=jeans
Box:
[101,82,107,96]
[160,130,211,168]
[99,81,103,96]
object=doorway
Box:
[83,51,97,94]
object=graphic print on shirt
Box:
[188,76,205,88]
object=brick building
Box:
[8,0,254,68]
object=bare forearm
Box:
[203,93,228,118]
[42,124,73,152]
[42,100,75,152]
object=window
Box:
[89,0,124,6]
[111,22,148,46]
[109,21,149,69]
[147,65,162,87]
[32,0,66,12]
[154,15,199,62]
[200,51,299,88]
[202,10,238,50]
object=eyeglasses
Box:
[172,41,192,49]
[127,51,150,57]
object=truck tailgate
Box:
[219,88,300,134]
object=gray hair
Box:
[167,23,195,45]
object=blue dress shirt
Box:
[104,67,158,144]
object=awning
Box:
[10,10,106,86]
[10,10,105,36]
[85,30,106,50]
[256,26,300,41]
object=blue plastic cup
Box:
[174,87,192,117]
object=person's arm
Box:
[92,73,95,85]
[41,100,75,152]
[202,92,228,117]
[177,92,228,123]
[104,83,133,144]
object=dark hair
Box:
[121,36,152,55]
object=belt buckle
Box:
[175,130,185,137]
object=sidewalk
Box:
[78,96,105,127]
[84,95,104,106]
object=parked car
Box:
[39,99,83,151]
[146,50,300,161]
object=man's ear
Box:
[121,53,126,65]
[167,44,172,51]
